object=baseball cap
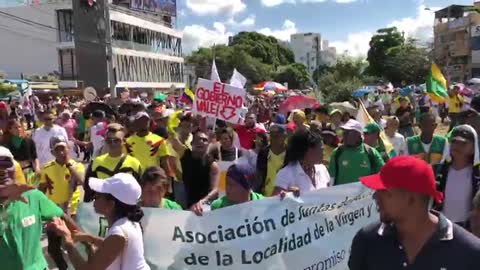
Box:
[226,163,255,191]
[359,156,443,203]
[50,135,68,150]
[329,109,342,116]
[89,173,141,205]
[270,124,287,135]
[133,111,150,121]
[0,146,14,166]
[363,123,381,134]
[274,114,286,124]
[450,125,475,143]
[341,119,363,134]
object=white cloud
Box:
[258,19,298,41]
[261,0,295,7]
[330,31,373,57]
[182,22,233,53]
[261,0,357,7]
[186,0,246,16]
[226,15,256,28]
[387,4,439,43]
[330,3,437,57]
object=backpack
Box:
[333,144,377,185]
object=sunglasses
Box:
[105,138,122,144]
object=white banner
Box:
[77,183,378,270]
[192,78,247,124]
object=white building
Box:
[289,32,337,74]
[0,0,184,91]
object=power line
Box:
[0,23,56,43]
[0,10,57,30]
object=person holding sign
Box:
[211,163,264,210]
[273,130,330,196]
[349,156,480,270]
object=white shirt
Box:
[32,125,69,166]
[387,133,407,156]
[443,167,473,223]
[90,122,106,158]
[275,162,330,193]
[106,218,150,270]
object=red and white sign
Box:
[193,78,247,124]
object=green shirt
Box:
[329,144,385,185]
[0,190,63,270]
[211,192,264,210]
[162,198,182,210]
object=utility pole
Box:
[104,0,117,98]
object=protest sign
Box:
[77,183,378,270]
[192,78,247,124]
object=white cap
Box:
[0,146,14,162]
[161,108,174,118]
[89,173,141,205]
[341,119,363,134]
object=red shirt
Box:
[235,125,262,150]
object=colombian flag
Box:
[180,88,195,104]
[426,63,448,103]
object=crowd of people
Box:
[1,84,480,269]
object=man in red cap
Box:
[349,156,480,270]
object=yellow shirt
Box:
[14,160,26,185]
[448,94,464,113]
[41,160,83,208]
[168,134,193,181]
[126,132,170,169]
[91,153,142,180]
[264,150,286,196]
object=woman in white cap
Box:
[50,173,150,270]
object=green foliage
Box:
[272,63,310,89]
[319,56,379,103]
[382,39,430,85]
[0,81,17,95]
[186,32,307,88]
[367,27,405,77]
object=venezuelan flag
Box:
[180,88,194,104]
[426,63,448,103]
[356,100,397,158]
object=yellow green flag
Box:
[426,63,448,103]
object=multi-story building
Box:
[0,0,184,94]
[434,2,480,82]
[289,32,337,74]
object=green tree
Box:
[319,56,379,103]
[272,63,311,89]
[382,39,430,85]
[367,27,405,77]
[186,31,296,86]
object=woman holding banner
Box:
[49,173,150,270]
[273,130,330,197]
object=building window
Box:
[59,49,77,80]
[57,9,73,42]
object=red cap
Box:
[359,156,443,203]
[0,102,7,110]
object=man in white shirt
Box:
[89,110,106,159]
[32,110,69,166]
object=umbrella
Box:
[469,78,480,84]
[352,88,372,98]
[278,96,319,114]
[456,83,474,96]
[254,81,288,92]
[329,101,358,116]
[83,102,116,117]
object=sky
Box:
[178,0,474,56]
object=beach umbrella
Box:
[278,96,319,114]
[254,81,288,92]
